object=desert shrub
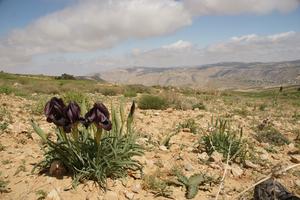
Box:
[31,97,49,115]
[62,91,89,108]
[0,122,8,134]
[142,174,172,198]
[125,84,151,94]
[255,125,289,146]
[0,85,13,95]
[31,101,143,188]
[178,118,198,134]
[259,103,268,111]
[138,95,168,110]
[123,89,137,97]
[201,118,248,162]
[192,102,206,110]
[0,172,9,193]
[233,108,249,117]
[55,73,76,80]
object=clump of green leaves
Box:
[192,102,206,110]
[31,96,49,115]
[0,143,5,151]
[14,160,26,176]
[62,91,89,108]
[143,174,173,198]
[138,95,169,110]
[35,189,47,200]
[0,85,13,95]
[255,125,289,146]
[123,89,137,97]
[170,170,215,199]
[0,172,10,193]
[201,118,248,162]
[178,118,198,134]
[31,101,143,188]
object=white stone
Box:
[46,189,61,200]
[209,152,223,163]
[131,183,141,193]
[231,164,243,177]
[124,191,135,199]
[159,145,168,151]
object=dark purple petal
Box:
[84,102,112,131]
[65,101,81,123]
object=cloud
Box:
[105,32,300,68]
[162,40,193,49]
[183,0,300,16]
[0,0,300,71]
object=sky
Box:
[0,0,300,75]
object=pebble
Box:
[260,153,269,161]
[209,152,223,163]
[290,155,300,163]
[46,189,61,200]
[184,163,194,171]
[124,191,135,199]
[131,183,141,193]
[103,191,118,200]
[198,152,209,161]
[159,145,168,151]
[244,160,259,169]
[231,164,244,177]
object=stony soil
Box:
[0,93,299,200]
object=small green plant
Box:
[138,95,168,110]
[35,189,47,200]
[31,97,49,115]
[0,85,13,95]
[142,174,173,198]
[178,118,198,134]
[201,118,248,162]
[1,160,12,165]
[31,98,143,188]
[259,103,267,111]
[0,122,8,133]
[123,89,137,97]
[62,91,89,108]
[255,125,289,146]
[192,102,206,110]
[0,143,5,151]
[170,170,215,199]
[0,172,10,193]
[14,160,26,176]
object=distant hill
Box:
[91,60,300,89]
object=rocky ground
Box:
[0,91,299,200]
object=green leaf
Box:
[186,185,199,199]
[188,174,204,186]
[31,119,47,142]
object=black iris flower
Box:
[44,97,82,133]
[85,102,112,131]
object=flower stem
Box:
[95,126,103,144]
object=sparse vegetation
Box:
[0,172,10,193]
[201,118,248,162]
[138,94,168,110]
[143,174,173,198]
[178,118,198,134]
[255,125,290,146]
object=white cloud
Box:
[0,0,300,72]
[105,32,300,68]
[162,40,193,49]
[183,0,300,16]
